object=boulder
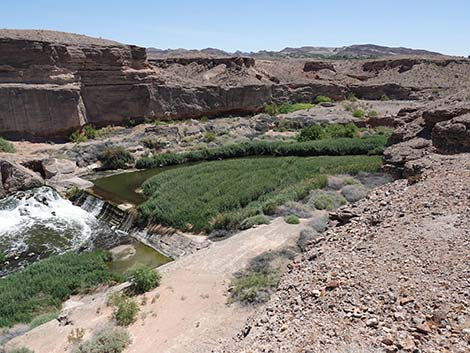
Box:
[42,158,77,179]
[0,159,43,197]
[432,114,470,153]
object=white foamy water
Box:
[0,187,101,256]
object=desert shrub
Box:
[307,211,330,232]
[307,190,347,210]
[324,123,359,138]
[141,137,162,150]
[99,147,134,170]
[136,136,388,169]
[203,132,217,143]
[352,110,365,118]
[297,228,319,252]
[380,94,390,101]
[127,264,161,294]
[277,201,313,218]
[230,249,296,304]
[73,327,131,353]
[284,214,300,224]
[112,294,139,326]
[200,116,209,122]
[296,124,325,142]
[348,93,358,102]
[29,310,59,329]
[0,137,15,153]
[240,215,270,230]
[68,328,86,344]
[340,184,368,202]
[69,131,87,144]
[367,110,378,118]
[0,251,119,328]
[7,348,34,353]
[0,253,6,263]
[82,125,97,139]
[313,95,333,104]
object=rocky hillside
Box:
[226,153,470,353]
[1,29,469,140]
[147,44,443,59]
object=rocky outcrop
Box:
[384,91,470,177]
[0,159,44,197]
[433,114,470,153]
[303,61,336,72]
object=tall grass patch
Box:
[136,135,388,169]
[139,155,382,232]
[0,250,120,328]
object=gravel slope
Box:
[226,153,470,353]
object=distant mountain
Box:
[147,44,443,59]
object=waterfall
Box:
[0,187,130,276]
[73,191,137,232]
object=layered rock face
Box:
[2,30,470,140]
[383,90,470,177]
[0,30,151,139]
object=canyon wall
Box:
[1,30,469,140]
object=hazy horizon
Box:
[1,0,469,56]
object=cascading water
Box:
[0,186,127,276]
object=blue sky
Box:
[1,0,469,55]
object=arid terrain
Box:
[0,29,469,353]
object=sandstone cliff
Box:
[1,30,470,140]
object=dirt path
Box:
[6,217,305,353]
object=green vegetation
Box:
[367,110,378,117]
[296,123,359,142]
[203,131,217,143]
[240,215,270,230]
[7,348,34,353]
[73,327,131,353]
[263,102,314,116]
[0,252,6,263]
[284,214,300,224]
[296,124,325,142]
[139,155,382,232]
[348,93,358,102]
[69,124,106,143]
[127,264,161,294]
[307,190,347,210]
[380,94,390,101]
[29,310,60,329]
[141,136,162,150]
[98,147,134,170]
[230,249,296,304]
[313,95,333,104]
[0,250,120,328]
[352,110,365,118]
[110,294,139,326]
[0,137,15,153]
[136,135,388,169]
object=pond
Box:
[92,165,186,205]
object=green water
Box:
[108,241,171,274]
[92,165,188,205]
